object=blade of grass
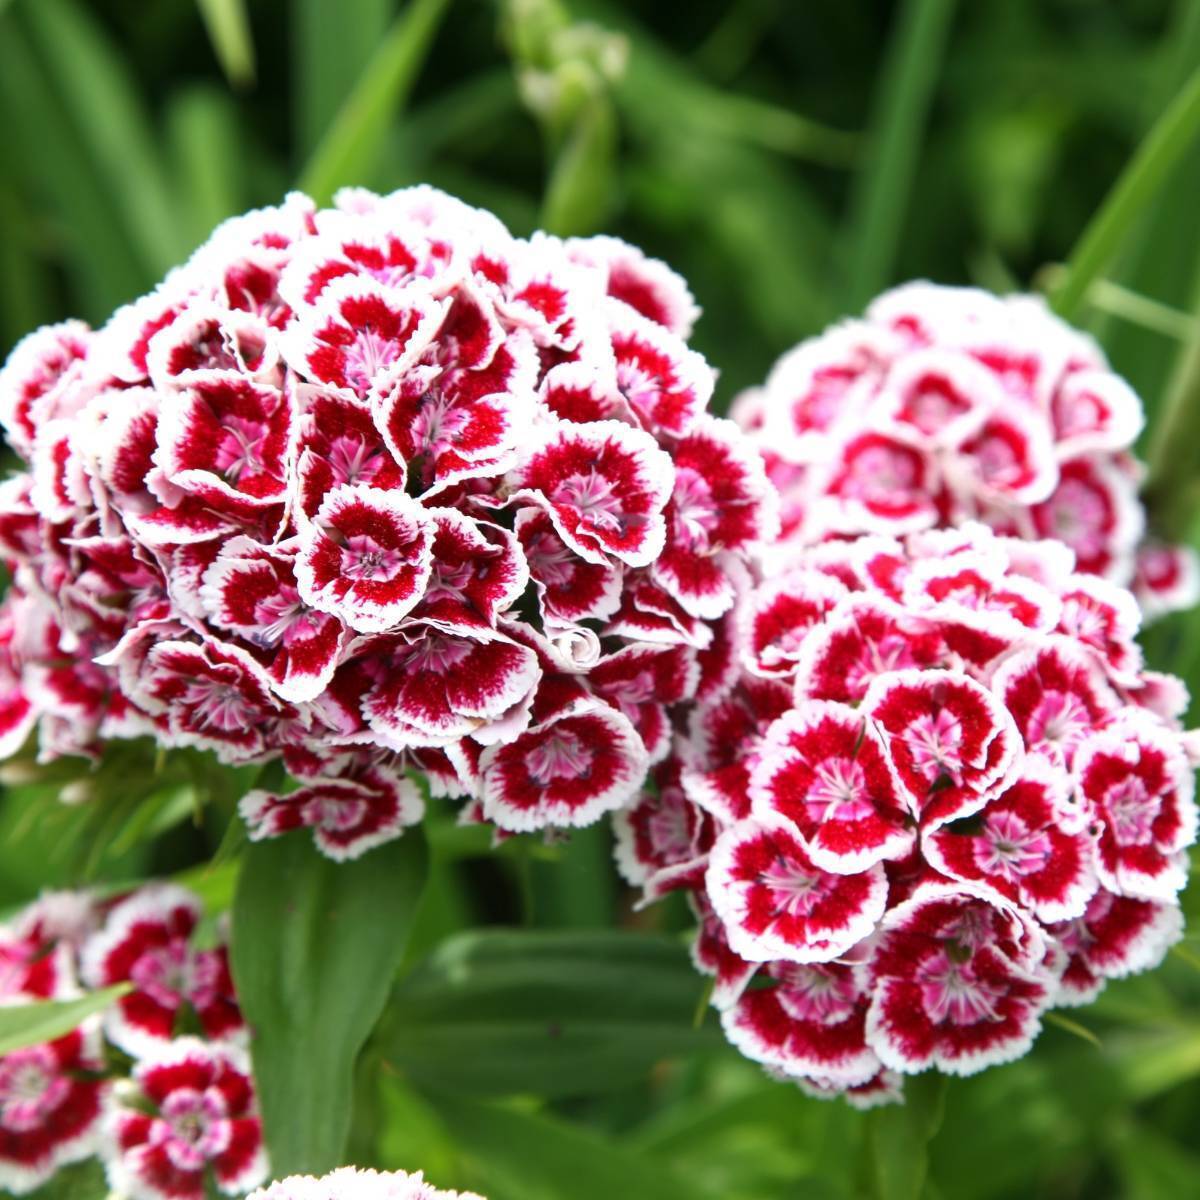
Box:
[1049,65,1200,321]
[293,0,392,157]
[195,0,256,87]
[166,86,245,248]
[841,0,957,312]
[19,0,187,276]
[297,0,451,204]
[0,16,149,316]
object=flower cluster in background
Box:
[734,282,1199,617]
[0,884,264,1197]
[248,1167,485,1200]
[617,521,1197,1105]
[0,186,775,856]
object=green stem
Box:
[841,0,957,312]
[1050,65,1200,321]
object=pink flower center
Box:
[845,445,919,501]
[775,965,858,1023]
[1026,689,1090,752]
[0,1047,68,1132]
[343,329,405,392]
[339,535,406,582]
[252,586,319,647]
[845,633,915,695]
[757,855,836,918]
[645,795,692,861]
[901,709,964,786]
[403,635,473,674]
[916,947,1002,1025]
[156,1087,230,1172]
[671,468,720,552]
[1046,480,1107,554]
[974,810,1053,880]
[526,729,593,785]
[411,389,470,459]
[554,470,625,533]
[422,558,479,607]
[524,531,577,589]
[214,416,270,483]
[605,669,657,721]
[1102,776,1159,846]
[130,939,192,1009]
[183,675,257,732]
[805,757,875,823]
[328,434,386,488]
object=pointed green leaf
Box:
[195,0,256,87]
[297,0,452,205]
[230,829,428,1175]
[420,1091,714,1200]
[380,928,717,1098]
[0,984,130,1056]
[868,1073,948,1200]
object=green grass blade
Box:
[195,0,256,87]
[297,0,451,204]
[841,0,957,312]
[293,0,392,157]
[0,985,130,1056]
[1050,65,1200,321]
[18,0,188,276]
[166,85,244,248]
[0,17,149,317]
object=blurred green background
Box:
[3,1,1200,1197]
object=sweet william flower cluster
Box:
[0,885,265,1198]
[735,282,1199,617]
[618,522,1198,1105]
[0,186,775,854]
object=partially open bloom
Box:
[736,282,1198,615]
[247,1166,485,1200]
[632,521,1196,1103]
[106,1038,266,1200]
[0,186,775,852]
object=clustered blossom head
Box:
[0,884,263,1197]
[248,1166,485,1200]
[0,187,775,855]
[734,281,1198,617]
[616,521,1197,1104]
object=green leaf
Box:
[867,1073,948,1200]
[297,0,452,205]
[420,1091,714,1200]
[230,829,428,1175]
[0,984,130,1056]
[380,928,718,1097]
[195,0,256,87]
[166,86,244,247]
[18,0,187,276]
[841,0,958,311]
[293,0,392,156]
[1050,65,1200,320]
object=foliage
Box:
[2,1,1200,1198]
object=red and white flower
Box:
[295,485,435,633]
[239,765,424,861]
[706,816,888,964]
[1073,714,1197,901]
[81,885,243,1058]
[0,1020,107,1195]
[738,281,1190,615]
[864,890,1052,1076]
[107,1039,266,1200]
